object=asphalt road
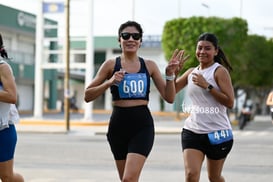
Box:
[14,117,273,182]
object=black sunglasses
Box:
[120,32,141,40]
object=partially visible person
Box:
[84,20,186,181]
[266,90,273,123]
[0,34,24,182]
[238,99,255,130]
[175,32,234,182]
[0,34,8,59]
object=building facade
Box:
[0,4,177,114]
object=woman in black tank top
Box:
[84,21,187,181]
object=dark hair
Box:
[197,32,232,72]
[118,21,143,40]
[0,34,8,59]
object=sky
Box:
[0,0,273,38]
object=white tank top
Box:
[183,63,232,134]
[0,61,20,131]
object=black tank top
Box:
[110,57,150,101]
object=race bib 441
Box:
[208,129,233,145]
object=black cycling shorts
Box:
[107,105,154,160]
[182,128,233,160]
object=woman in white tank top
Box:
[266,91,273,123]
[175,32,234,182]
[0,34,24,182]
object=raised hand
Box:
[175,50,190,76]
[166,49,189,76]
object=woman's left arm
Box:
[147,60,176,103]
[266,92,273,106]
[148,50,186,103]
[0,63,17,104]
[211,67,234,109]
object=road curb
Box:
[19,119,109,126]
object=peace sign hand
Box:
[166,49,190,76]
[175,50,190,76]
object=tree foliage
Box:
[161,16,273,89]
[161,16,273,114]
[162,16,248,77]
[237,35,273,89]
[238,35,273,113]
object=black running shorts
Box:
[107,105,154,160]
[182,128,233,160]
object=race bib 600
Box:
[118,73,147,99]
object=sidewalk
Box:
[16,111,272,135]
[16,111,186,135]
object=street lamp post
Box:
[178,0,181,17]
[34,0,44,119]
[201,3,210,17]
[240,0,243,18]
[64,0,70,131]
[84,0,94,121]
[132,0,135,20]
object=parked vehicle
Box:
[238,101,255,130]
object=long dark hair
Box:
[0,34,8,59]
[197,32,232,72]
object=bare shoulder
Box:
[177,67,194,80]
[0,62,14,83]
[186,67,195,74]
[143,59,158,70]
[215,65,230,77]
[182,67,195,78]
[102,58,116,67]
[143,59,160,77]
[95,58,117,79]
[0,61,12,73]
[214,66,232,86]
[0,61,9,67]
[99,58,116,72]
[143,58,156,65]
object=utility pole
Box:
[34,0,44,119]
[84,0,94,121]
[64,0,70,131]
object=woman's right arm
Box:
[266,92,273,106]
[175,68,194,93]
[84,60,114,102]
